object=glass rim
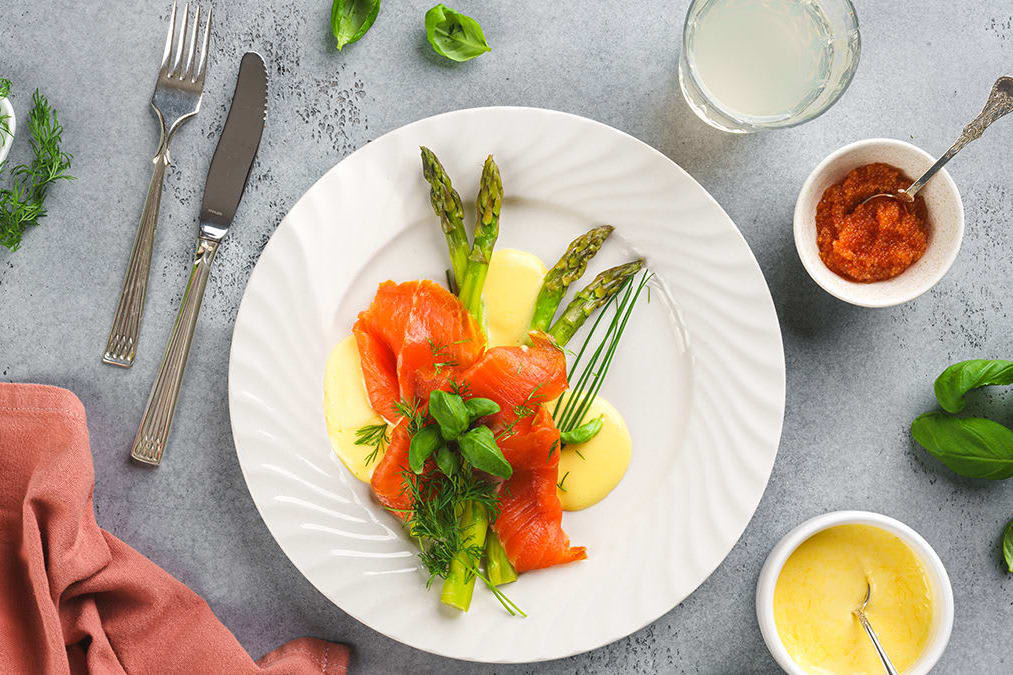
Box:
[680,0,862,131]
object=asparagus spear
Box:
[548,259,645,346]
[440,501,489,611]
[529,225,614,333]
[457,156,502,324]
[484,529,517,586]
[421,147,470,291]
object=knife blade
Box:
[200,51,268,236]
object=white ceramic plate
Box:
[229,107,785,663]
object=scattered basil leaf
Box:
[911,412,1013,480]
[408,425,441,473]
[465,397,500,422]
[435,445,458,477]
[934,359,1013,414]
[424,4,491,62]
[560,415,603,446]
[1003,518,1013,573]
[331,0,381,51]
[459,426,512,478]
[429,389,470,440]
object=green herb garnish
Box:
[424,4,491,62]
[1,89,74,251]
[553,270,652,433]
[331,0,381,50]
[557,471,569,492]
[354,422,389,466]
[0,79,12,141]
[910,359,1013,480]
[1003,518,1013,574]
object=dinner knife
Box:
[131,52,268,466]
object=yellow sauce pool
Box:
[482,248,548,347]
[555,395,632,510]
[774,524,934,674]
[323,335,388,482]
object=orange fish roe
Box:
[815,163,929,282]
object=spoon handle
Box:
[907,76,1013,198]
[854,608,900,675]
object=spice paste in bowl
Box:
[816,163,929,282]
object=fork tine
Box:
[182,5,200,81]
[195,6,212,85]
[170,2,189,77]
[160,0,177,72]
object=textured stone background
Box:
[2,1,1012,672]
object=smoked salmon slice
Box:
[357,281,584,574]
[369,420,412,516]
[461,334,585,572]
[354,280,484,420]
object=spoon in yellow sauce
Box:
[853,582,899,675]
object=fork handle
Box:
[103,149,170,367]
[131,236,220,465]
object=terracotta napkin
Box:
[0,383,349,674]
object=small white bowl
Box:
[0,97,14,165]
[756,510,954,675]
[794,138,964,307]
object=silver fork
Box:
[103,1,212,368]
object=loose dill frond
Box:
[557,471,570,491]
[553,270,652,433]
[0,89,74,251]
[497,383,544,441]
[448,375,471,398]
[392,396,425,435]
[354,423,389,466]
[427,337,469,375]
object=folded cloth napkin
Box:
[0,383,349,674]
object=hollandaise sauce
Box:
[774,524,934,674]
[323,335,387,482]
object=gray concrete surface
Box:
[2,1,1012,672]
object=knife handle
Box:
[131,236,220,465]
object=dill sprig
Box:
[0,79,11,141]
[354,423,389,466]
[427,337,468,375]
[553,270,652,432]
[392,396,425,435]
[496,383,543,442]
[396,468,500,586]
[0,89,74,251]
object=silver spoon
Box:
[860,76,1013,207]
[853,582,900,675]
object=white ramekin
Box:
[0,97,14,165]
[793,138,964,307]
[756,510,954,675]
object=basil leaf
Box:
[408,425,441,474]
[911,412,1013,479]
[561,416,603,446]
[459,426,512,478]
[435,445,458,477]
[331,0,381,50]
[465,397,500,422]
[1003,518,1013,573]
[934,359,1013,413]
[429,389,470,440]
[424,4,491,62]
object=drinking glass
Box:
[678,0,860,133]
